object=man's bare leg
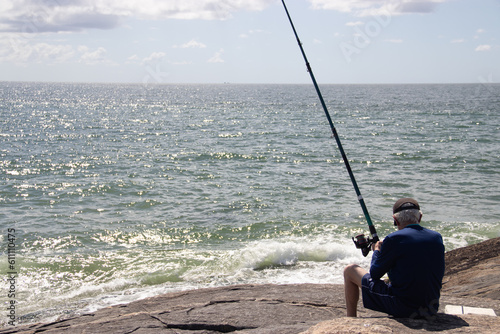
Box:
[343,264,368,317]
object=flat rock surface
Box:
[2,238,499,334]
[442,237,500,301]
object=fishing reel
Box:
[352,234,374,257]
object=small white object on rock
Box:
[445,304,497,316]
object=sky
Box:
[0,0,499,84]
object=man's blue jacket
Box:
[370,224,445,313]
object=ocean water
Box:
[1,82,499,326]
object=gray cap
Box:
[393,198,420,214]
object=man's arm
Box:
[369,237,396,280]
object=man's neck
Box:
[398,223,420,230]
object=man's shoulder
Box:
[386,225,418,237]
[387,225,442,239]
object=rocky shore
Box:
[2,238,499,334]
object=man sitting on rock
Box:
[343,198,445,318]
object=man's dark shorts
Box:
[361,273,417,318]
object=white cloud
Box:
[207,49,224,63]
[346,21,364,26]
[309,0,449,17]
[238,29,266,39]
[128,53,166,66]
[78,46,113,65]
[0,36,114,65]
[0,36,74,64]
[126,54,140,64]
[450,39,465,43]
[173,39,207,49]
[0,0,275,33]
[141,52,167,65]
[475,44,491,52]
[474,29,486,39]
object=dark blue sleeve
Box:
[369,236,397,280]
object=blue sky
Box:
[0,0,498,84]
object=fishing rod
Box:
[280,0,378,256]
